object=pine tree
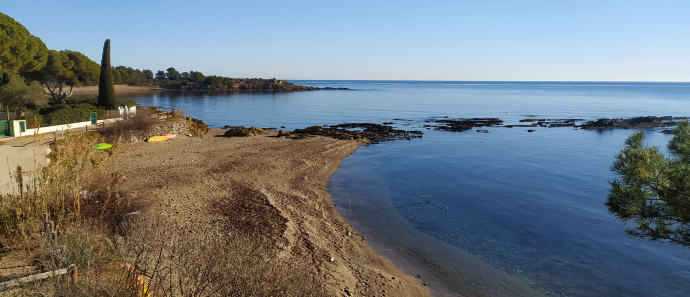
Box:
[607,121,690,247]
[98,39,117,109]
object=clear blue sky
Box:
[3,0,689,81]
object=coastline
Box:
[104,129,430,296]
[72,85,163,94]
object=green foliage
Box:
[607,121,690,247]
[155,70,165,80]
[37,50,79,103]
[20,114,45,129]
[0,72,48,107]
[190,71,205,82]
[166,67,180,80]
[98,39,117,110]
[0,12,49,74]
[120,99,136,108]
[63,50,100,86]
[142,69,153,79]
[44,107,93,125]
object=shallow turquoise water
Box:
[122,81,690,296]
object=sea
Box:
[120,81,690,296]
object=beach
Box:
[103,129,431,297]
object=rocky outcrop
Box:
[291,123,422,142]
[578,116,680,129]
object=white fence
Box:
[9,106,136,138]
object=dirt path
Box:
[105,129,430,297]
[0,136,52,195]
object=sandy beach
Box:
[103,129,431,297]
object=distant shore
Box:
[72,84,163,94]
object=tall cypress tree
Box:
[98,39,117,109]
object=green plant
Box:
[98,39,117,110]
[607,121,690,247]
[20,114,45,129]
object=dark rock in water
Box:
[579,116,677,129]
[291,123,423,142]
[527,129,536,133]
[431,118,504,132]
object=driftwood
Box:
[0,213,78,290]
[0,264,76,290]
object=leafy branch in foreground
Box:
[606,121,690,247]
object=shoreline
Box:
[104,129,430,296]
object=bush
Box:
[100,108,159,143]
[20,114,46,129]
[44,108,92,125]
[120,100,136,108]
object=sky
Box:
[2,0,689,81]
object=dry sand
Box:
[104,129,431,297]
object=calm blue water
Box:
[121,81,690,296]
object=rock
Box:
[579,116,678,129]
[330,257,335,262]
[346,231,351,236]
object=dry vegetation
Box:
[0,110,336,297]
[222,126,265,137]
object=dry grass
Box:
[116,214,329,297]
[186,117,211,137]
[0,118,331,297]
[100,109,160,144]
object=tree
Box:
[155,70,166,80]
[37,50,79,103]
[0,72,47,107]
[116,66,130,83]
[166,67,180,81]
[0,12,49,74]
[143,69,154,80]
[181,72,190,81]
[98,39,117,110]
[606,121,690,247]
[63,50,100,86]
[190,71,204,82]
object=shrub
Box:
[20,114,46,129]
[119,100,136,108]
[100,108,159,143]
[43,108,92,125]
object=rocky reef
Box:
[291,123,422,142]
[578,116,686,129]
[423,118,504,132]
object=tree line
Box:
[1,11,316,110]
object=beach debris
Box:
[330,257,335,262]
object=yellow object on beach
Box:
[147,136,168,142]
[165,134,176,139]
